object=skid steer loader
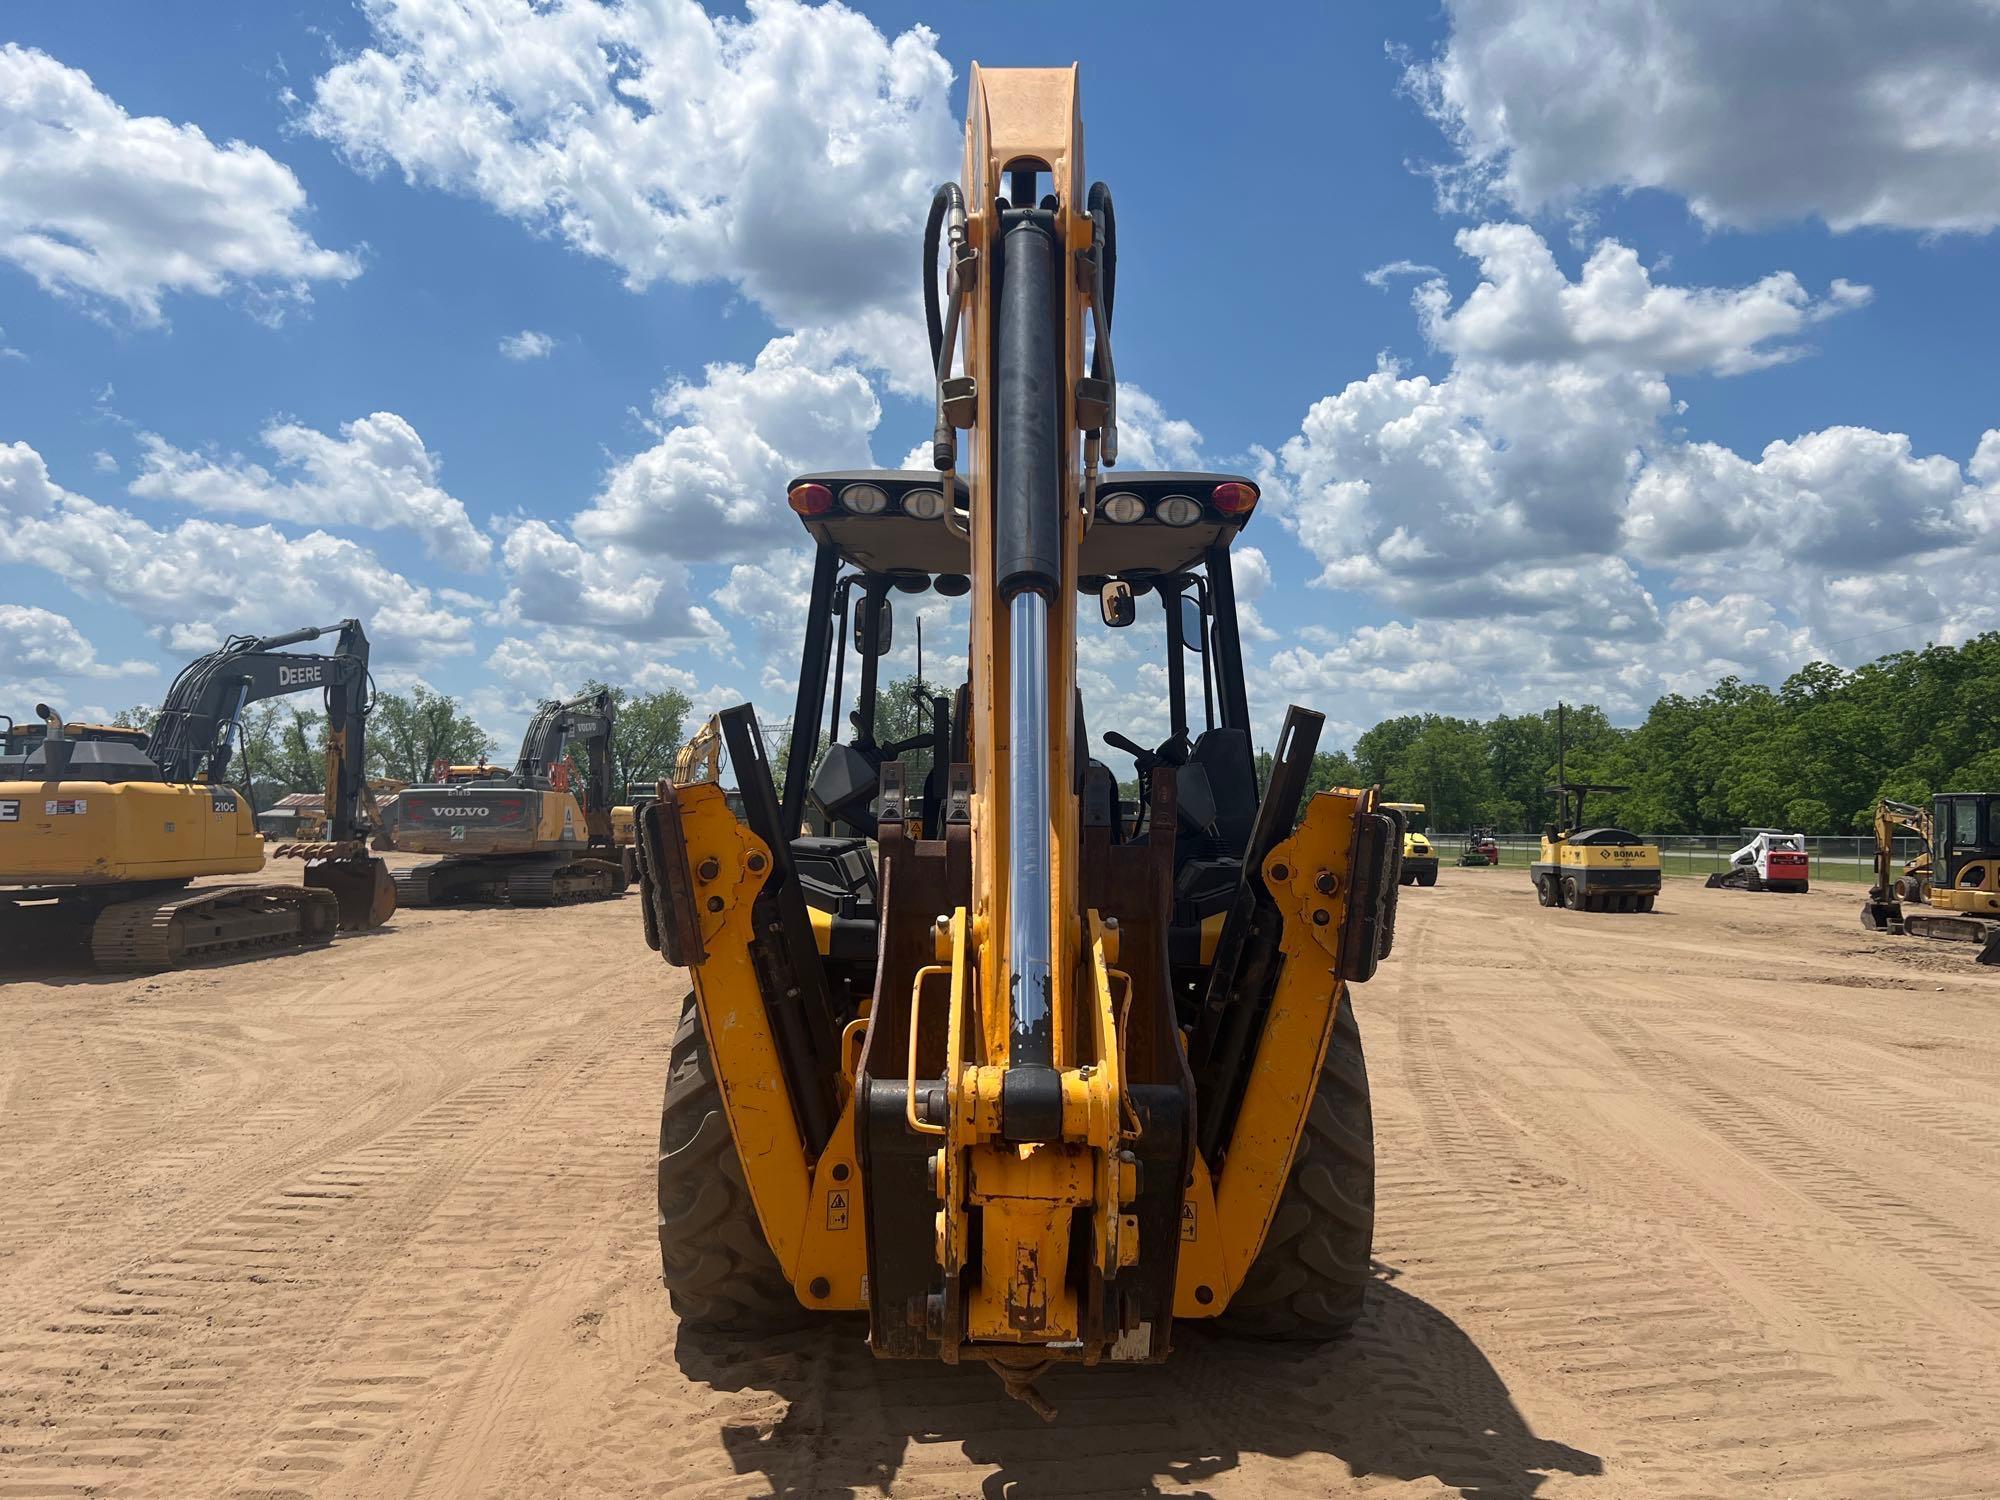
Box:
[633,66,1403,1412]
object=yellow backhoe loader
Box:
[1862,794,2000,963]
[0,621,395,970]
[632,66,1404,1413]
[381,689,626,906]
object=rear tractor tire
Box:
[1417,868,1438,888]
[1561,875,1581,909]
[658,995,811,1333]
[1216,997,1375,1342]
[1536,876,1557,907]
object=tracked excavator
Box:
[384,689,626,907]
[0,621,395,970]
[632,67,1405,1413]
[1862,794,2000,963]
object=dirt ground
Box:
[3,862,1998,1498]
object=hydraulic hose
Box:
[924,182,964,372]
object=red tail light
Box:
[1211,481,1257,516]
[788,483,834,516]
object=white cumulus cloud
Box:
[129,412,490,569]
[306,0,956,344]
[572,332,880,562]
[498,329,554,361]
[0,603,152,681]
[1405,0,2000,233]
[0,43,360,324]
[0,439,473,661]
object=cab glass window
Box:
[1952,798,1980,846]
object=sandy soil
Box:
[2,862,1997,1498]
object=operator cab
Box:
[777,468,1265,1003]
[1935,792,2000,893]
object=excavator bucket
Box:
[302,852,397,930]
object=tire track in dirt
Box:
[1370,886,2000,1496]
[7,865,2000,1497]
[0,938,537,1330]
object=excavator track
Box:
[392,861,450,909]
[505,857,622,907]
[89,884,341,973]
[393,856,622,908]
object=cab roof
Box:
[790,469,1259,585]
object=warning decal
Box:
[1181,1201,1197,1242]
[826,1188,850,1231]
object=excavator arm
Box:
[147,619,394,929]
[1862,798,1930,931]
[515,689,617,843]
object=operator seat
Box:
[1169,727,1258,955]
[810,741,881,836]
[1186,728,1256,857]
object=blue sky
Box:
[4,0,1998,752]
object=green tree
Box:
[568,680,695,796]
[370,686,496,783]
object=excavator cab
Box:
[634,65,1404,1410]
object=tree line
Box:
[1338,633,2000,836]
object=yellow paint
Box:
[1198,910,1224,965]
[792,1100,869,1309]
[672,783,814,1281]
[0,777,264,886]
[1175,788,1363,1316]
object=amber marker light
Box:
[1211,481,1257,516]
[787,482,834,516]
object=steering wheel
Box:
[1103,729,1159,776]
[1103,731,1192,838]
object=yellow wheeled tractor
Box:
[632,66,1405,1413]
[381,690,626,907]
[1862,795,2000,964]
[0,622,395,970]
[1531,782,1661,913]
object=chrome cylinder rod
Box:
[1007,589,1054,1069]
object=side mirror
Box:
[1180,592,1206,653]
[1099,579,1136,628]
[855,595,893,655]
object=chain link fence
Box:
[1435,832,1926,885]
